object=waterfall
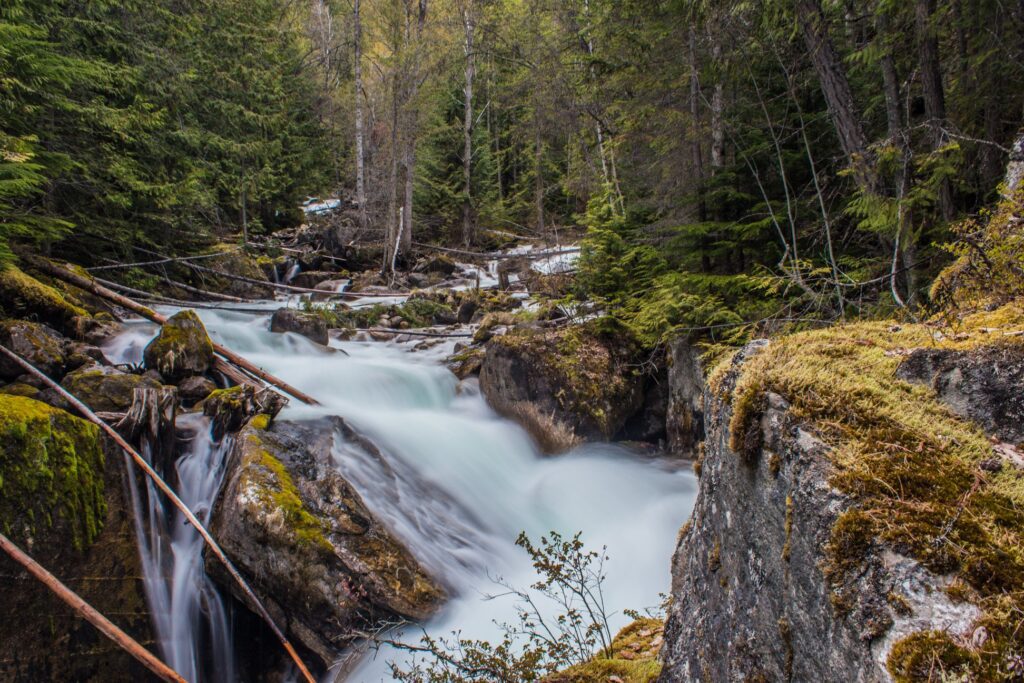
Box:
[108,305,697,682]
[120,409,237,682]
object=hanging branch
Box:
[27,258,321,406]
[0,345,318,683]
[0,533,187,683]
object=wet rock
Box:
[446,347,485,379]
[896,345,1024,443]
[660,342,981,683]
[207,417,445,666]
[177,375,217,406]
[290,270,339,289]
[478,324,645,453]
[72,315,122,346]
[143,309,214,382]
[456,300,479,324]
[665,338,705,454]
[311,279,351,301]
[413,254,457,276]
[269,308,329,345]
[64,342,108,373]
[0,398,153,682]
[202,384,287,438]
[0,320,67,381]
[620,370,669,445]
[62,364,163,413]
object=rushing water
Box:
[107,302,697,682]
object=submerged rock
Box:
[207,417,444,665]
[478,323,645,453]
[270,307,330,345]
[143,309,214,382]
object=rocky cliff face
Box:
[660,326,1024,682]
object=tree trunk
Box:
[354,0,368,235]
[710,40,725,173]
[689,28,706,222]
[462,3,476,246]
[794,0,874,191]
[915,0,954,221]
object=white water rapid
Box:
[106,302,697,682]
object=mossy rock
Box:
[0,395,106,550]
[143,309,215,382]
[0,265,89,334]
[61,365,163,413]
[208,417,444,666]
[0,320,67,382]
[547,618,664,683]
[478,322,646,451]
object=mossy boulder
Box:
[548,619,664,683]
[201,385,286,437]
[143,309,215,382]
[61,364,164,413]
[0,320,67,382]
[0,414,154,682]
[207,417,445,666]
[269,307,330,345]
[478,322,646,453]
[0,265,89,334]
[0,395,106,549]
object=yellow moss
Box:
[721,303,1024,673]
[547,619,664,683]
[0,265,88,322]
[0,395,106,549]
[249,413,271,430]
[243,434,331,553]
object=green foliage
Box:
[390,531,621,682]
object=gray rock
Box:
[207,417,445,666]
[269,308,329,345]
[896,345,1024,443]
[177,375,217,405]
[457,300,479,324]
[62,363,164,413]
[0,320,66,381]
[659,341,979,683]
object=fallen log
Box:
[0,345,317,683]
[29,258,321,406]
[412,241,580,261]
[0,532,187,683]
[85,248,242,272]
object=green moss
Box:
[0,395,106,550]
[887,631,976,682]
[722,303,1024,672]
[0,382,40,399]
[0,265,88,323]
[243,434,331,553]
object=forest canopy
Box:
[2,0,1022,341]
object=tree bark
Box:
[462,2,476,246]
[354,0,368,235]
[794,0,874,191]
[915,0,954,220]
[689,28,706,222]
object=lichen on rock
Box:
[0,395,106,550]
[143,309,215,382]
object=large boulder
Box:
[269,308,329,345]
[0,265,89,334]
[0,395,153,682]
[478,323,645,453]
[207,417,444,665]
[61,364,164,413]
[143,309,214,382]
[0,320,67,381]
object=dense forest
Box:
[4,0,1023,339]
